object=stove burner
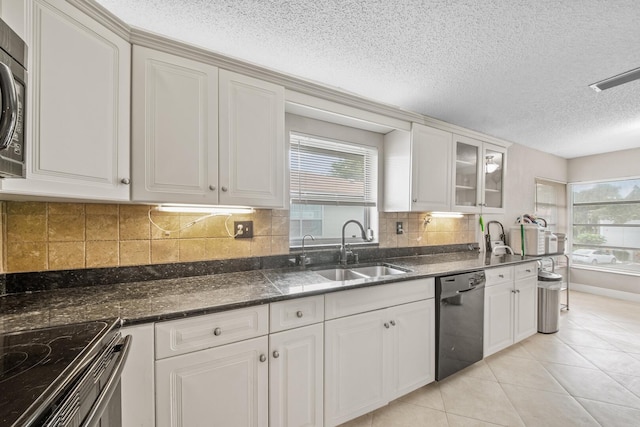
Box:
[0,343,51,383]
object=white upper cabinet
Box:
[131,50,285,208]
[0,0,131,200]
[383,123,453,212]
[218,70,285,208]
[452,134,506,213]
[131,46,219,204]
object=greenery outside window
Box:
[289,132,378,247]
[571,178,640,274]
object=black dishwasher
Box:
[435,270,485,380]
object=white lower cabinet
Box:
[121,324,155,427]
[324,298,435,427]
[269,323,324,427]
[484,262,538,357]
[155,335,269,427]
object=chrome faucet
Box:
[298,234,315,266]
[340,220,372,265]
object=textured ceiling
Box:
[96,0,640,158]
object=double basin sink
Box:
[313,263,411,282]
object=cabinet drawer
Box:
[325,278,434,320]
[155,305,269,359]
[485,266,513,287]
[270,295,324,333]
[514,262,537,280]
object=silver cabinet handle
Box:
[390,320,396,326]
[526,269,532,273]
[498,274,504,278]
[273,351,280,359]
[384,322,390,329]
[516,289,521,293]
[0,62,18,150]
[296,311,303,318]
[213,327,222,336]
[412,198,417,203]
[209,185,216,191]
[120,178,130,185]
[511,289,517,294]
[259,354,267,363]
[221,186,228,192]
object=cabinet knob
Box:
[221,186,228,192]
[390,320,396,326]
[526,269,531,273]
[273,351,280,359]
[498,274,504,278]
[120,178,130,185]
[259,354,267,363]
[209,185,216,191]
[516,289,521,293]
[296,311,303,318]
[412,198,417,203]
[213,327,222,336]
[384,322,390,329]
[511,290,517,294]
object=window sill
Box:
[571,264,640,278]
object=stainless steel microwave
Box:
[0,16,26,178]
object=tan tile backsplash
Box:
[0,201,476,273]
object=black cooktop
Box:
[0,319,119,427]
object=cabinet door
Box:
[482,143,507,214]
[1,0,130,200]
[483,282,514,357]
[324,310,389,427]
[270,323,323,427]
[156,336,268,427]
[411,124,452,211]
[131,46,219,204]
[219,70,284,208]
[388,299,435,400]
[452,135,482,213]
[514,277,538,343]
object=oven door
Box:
[43,334,132,427]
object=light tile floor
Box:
[339,291,640,427]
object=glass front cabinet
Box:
[452,135,506,214]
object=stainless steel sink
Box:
[313,263,410,282]
[349,265,407,277]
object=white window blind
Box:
[290,133,377,207]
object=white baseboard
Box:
[571,283,640,303]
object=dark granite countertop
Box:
[0,252,537,334]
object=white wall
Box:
[568,147,640,297]
[481,142,568,244]
[568,147,640,183]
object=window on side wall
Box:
[289,132,378,247]
[571,177,640,273]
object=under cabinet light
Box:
[429,212,464,218]
[589,66,640,92]
[155,205,254,214]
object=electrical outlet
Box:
[234,221,253,239]
[396,221,404,235]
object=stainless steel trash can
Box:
[538,271,563,333]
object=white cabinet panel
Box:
[389,299,435,399]
[1,0,130,200]
[132,46,218,204]
[483,281,515,356]
[156,336,268,427]
[383,124,452,212]
[269,323,323,427]
[324,309,389,427]
[219,69,285,208]
[121,324,155,427]
[270,295,324,333]
[514,276,538,342]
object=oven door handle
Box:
[0,62,18,150]
[83,334,132,427]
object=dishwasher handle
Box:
[456,286,477,294]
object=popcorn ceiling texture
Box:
[0,202,475,273]
[97,0,640,158]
